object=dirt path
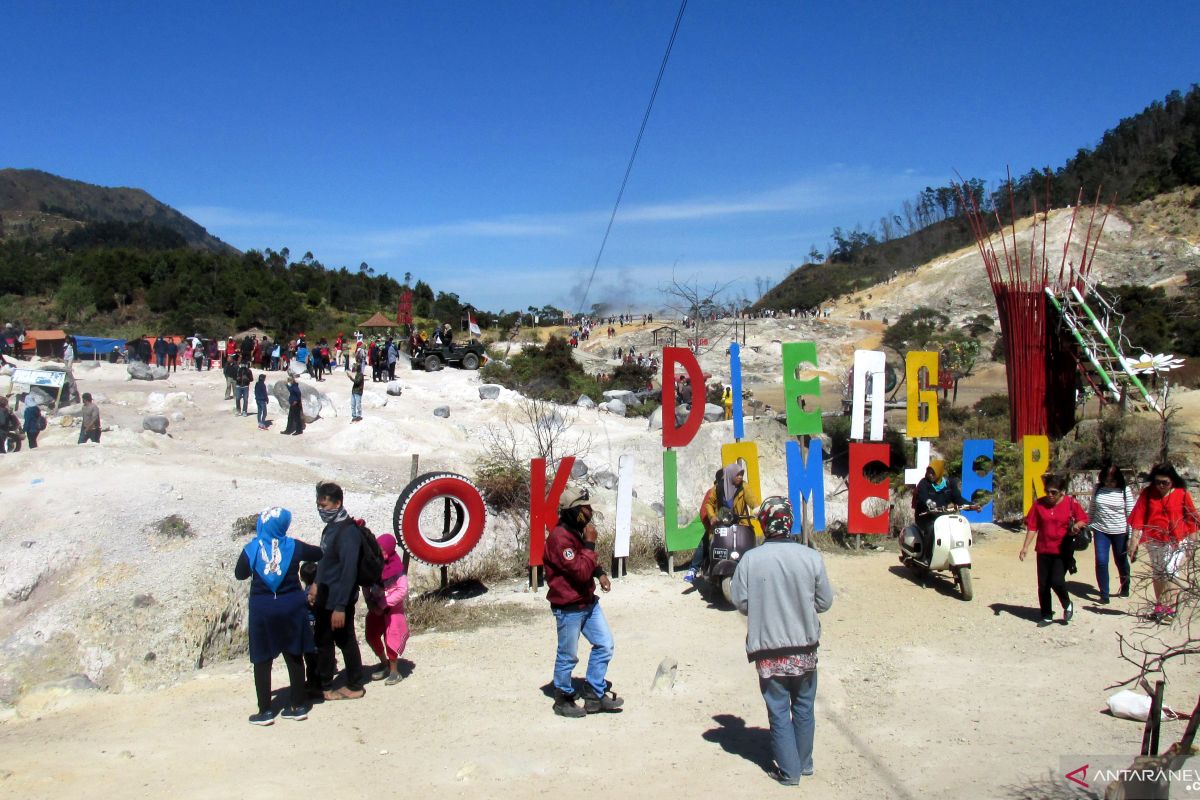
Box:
[1,531,1189,799]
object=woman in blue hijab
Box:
[235,506,323,725]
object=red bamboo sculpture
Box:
[957,173,1112,442]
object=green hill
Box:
[0,168,235,254]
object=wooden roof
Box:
[359,312,396,328]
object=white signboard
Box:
[904,439,932,486]
[613,454,636,559]
[12,368,66,389]
[850,349,885,441]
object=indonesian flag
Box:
[468,313,481,337]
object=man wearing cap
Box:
[730,497,833,785]
[543,485,623,718]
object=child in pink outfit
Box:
[365,533,409,685]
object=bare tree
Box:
[660,273,737,355]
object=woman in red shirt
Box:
[1020,474,1088,626]
[1129,463,1199,623]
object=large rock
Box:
[433,405,450,418]
[55,403,84,418]
[647,406,663,430]
[361,390,388,409]
[594,470,618,490]
[142,416,170,435]
[478,384,501,400]
[286,360,307,378]
[703,403,725,422]
[126,362,165,381]
[270,381,329,423]
[386,381,404,397]
[602,399,627,416]
[28,386,57,407]
[602,389,637,405]
[570,460,589,478]
[576,395,595,409]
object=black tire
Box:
[1,434,20,454]
[956,566,974,601]
[720,577,733,605]
[461,352,480,370]
[393,472,487,566]
[423,354,441,371]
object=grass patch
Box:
[230,514,257,539]
[152,514,194,538]
[406,591,539,634]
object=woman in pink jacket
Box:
[366,534,409,685]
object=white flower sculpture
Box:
[1120,352,1186,374]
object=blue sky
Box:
[3,1,1198,313]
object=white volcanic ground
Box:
[0,199,1197,797]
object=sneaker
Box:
[553,690,586,718]
[683,569,696,584]
[248,710,277,726]
[1119,583,1130,598]
[766,766,800,786]
[1149,603,1166,622]
[1037,617,1054,628]
[281,705,309,721]
[1098,597,1110,605]
[581,684,624,713]
[1064,603,1074,623]
[1160,606,1177,624]
[384,672,402,686]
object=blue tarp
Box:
[74,335,127,358]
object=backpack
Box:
[353,518,385,587]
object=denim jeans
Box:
[234,385,249,414]
[760,670,818,781]
[256,400,268,426]
[551,600,614,698]
[1094,530,1130,600]
[351,392,362,420]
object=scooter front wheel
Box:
[720,577,733,605]
[955,566,974,601]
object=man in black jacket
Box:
[314,481,366,700]
[234,360,253,416]
[223,355,238,401]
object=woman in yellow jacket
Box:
[685,463,760,582]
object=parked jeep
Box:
[412,341,487,371]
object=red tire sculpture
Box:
[393,472,487,566]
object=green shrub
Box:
[974,394,1010,418]
[481,336,601,403]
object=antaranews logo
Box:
[1061,755,1200,798]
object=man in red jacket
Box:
[544,486,623,718]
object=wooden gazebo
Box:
[649,325,680,347]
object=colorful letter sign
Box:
[782,341,822,436]
[961,439,994,523]
[905,351,940,438]
[529,457,574,566]
[1022,435,1050,516]
[662,449,705,553]
[848,442,890,534]
[851,350,886,441]
[785,438,825,532]
[662,347,705,448]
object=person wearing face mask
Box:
[913,462,968,565]
[1020,474,1088,626]
[544,486,622,718]
[313,481,366,700]
[1129,463,1199,624]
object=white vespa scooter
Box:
[897,506,978,601]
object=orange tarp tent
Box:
[21,330,67,358]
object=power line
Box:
[576,0,688,317]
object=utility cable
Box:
[576,0,688,318]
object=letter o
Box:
[392,472,487,565]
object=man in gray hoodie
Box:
[730,496,833,786]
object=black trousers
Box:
[314,587,364,691]
[283,402,304,434]
[26,430,38,449]
[253,652,306,712]
[1036,553,1071,618]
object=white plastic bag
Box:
[1108,690,1152,721]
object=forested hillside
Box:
[758,85,1200,312]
